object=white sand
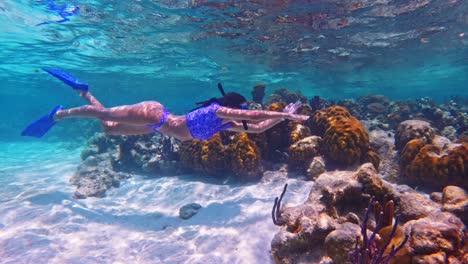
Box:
[0,142,312,264]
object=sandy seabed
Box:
[0,142,313,264]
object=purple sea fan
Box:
[349,198,409,264]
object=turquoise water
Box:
[1,0,467,141]
[0,1,467,263]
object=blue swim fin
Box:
[21,105,63,138]
[42,68,88,91]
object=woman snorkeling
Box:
[21,68,309,142]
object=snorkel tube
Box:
[217,83,249,131]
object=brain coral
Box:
[180,133,262,179]
[311,106,375,167]
[226,133,262,179]
[179,134,226,175]
[400,139,468,189]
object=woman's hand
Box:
[283,101,309,121]
[283,101,303,114]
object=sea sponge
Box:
[226,133,261,179]
[312,106,373,166]
[400,139,468,189]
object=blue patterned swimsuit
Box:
[185,103,232,140]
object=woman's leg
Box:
[76,91,152,135]
[102,122,153,135]
[55,101,166,126]
[80,91,104,108]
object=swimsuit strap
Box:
[146,107,169,133]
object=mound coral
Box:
[226,133,262,179]
[180,133,262,179]
[179,134,226,175]
[311,106,376,167]
[400,139,468,189]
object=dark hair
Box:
[194,92,247,110]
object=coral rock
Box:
[404,211,466,262]
[441,186,468,224]
[306,156,326,180]
[288,136,322,169]
[179,203,202,220]
[179,134,226,174]
[412,252,447,264]
[288,123,312,145]
[396,191,441,222]
[395,120,435,151]
[324,222,361,264]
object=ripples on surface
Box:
[1,0,467,101]
[0,142,313,263]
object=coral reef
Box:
[270,163,467,264]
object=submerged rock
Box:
[72,133,181,198]
[70,153,131,199]
[179,203,202,220]
[324,222,361,264]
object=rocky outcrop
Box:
[271,163,467,264]
[71,133,181,198]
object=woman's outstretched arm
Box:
[226,119,285,133]
[216,107,308,122]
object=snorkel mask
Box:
[217,83,249,131]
